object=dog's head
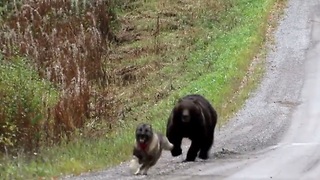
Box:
[135,123,153,149]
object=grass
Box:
[0,0,287,179]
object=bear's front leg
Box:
[171,146,182,157]
[185,140,200,162]
[198,135,213,160]
[168,134,183,157]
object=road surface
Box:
[64,0,320,179]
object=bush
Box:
[0,0,120,152]
[0,56,59,153]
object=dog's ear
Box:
[139,123,153,132]
[147,124,153,131]
[136,123,142,130]
[137,123,143,128]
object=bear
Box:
[166,94,218,162]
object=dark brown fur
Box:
[166,94,218,162]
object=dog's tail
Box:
[162,136,174,151]
[129,156,140,174]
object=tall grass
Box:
[0,0,286,179]
[0,0,120,152]
[0,57,59,153]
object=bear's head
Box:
[173,98,201,123]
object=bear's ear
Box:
[177,97,184,103]
[173,100,182,112]
[192,99,202,112]
[171,98,182,112]
[192,99,199,105]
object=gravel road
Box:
[64,0,320,179]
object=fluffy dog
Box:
[129,123,173,175]
[166,94,218,162]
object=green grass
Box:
[0,57,59,152]
[0,0,286,179]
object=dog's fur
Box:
[129,123,173,175]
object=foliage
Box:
[0,0,286,179]
[0,0,120,148]
[0,57,58,152]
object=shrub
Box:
[0,0,121,151]
[0,56,59,153]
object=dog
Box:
[129,123,173,175]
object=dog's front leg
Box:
[141,165,150,175]
[136,164,148,175]
[134,167,141,175]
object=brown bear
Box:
[166,94,217,162]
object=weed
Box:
[0,56,58,153]
[0,0,287,178]
[0,0,119,150]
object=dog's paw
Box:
[134,169,141,175]
[162,137,174,151]
[141,168,148,175]
[129,156,140,174]
[168,143,174,151]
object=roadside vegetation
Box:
[0,0,286,179]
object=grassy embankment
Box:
[0,0,286,179]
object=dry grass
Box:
[0,0,233,152]
[0,0,288,178]
[0,0,118,152]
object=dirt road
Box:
[64,0,320,179]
